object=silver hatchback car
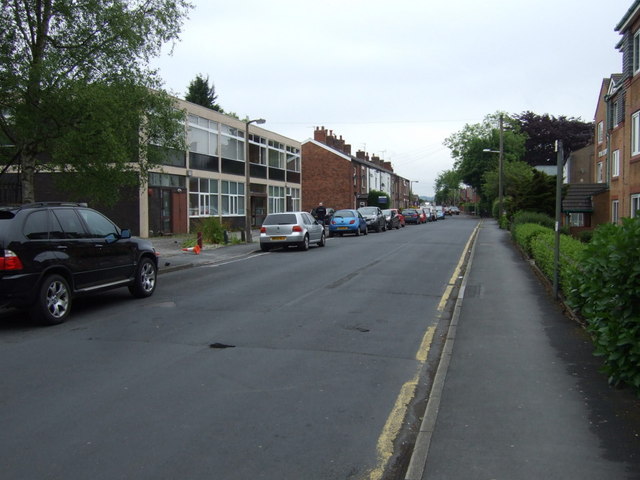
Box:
[259,212,326,252]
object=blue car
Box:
[328,209,368,237]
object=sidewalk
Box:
[408,220,640,480]
[148,230,262,274]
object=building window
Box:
[634,30,640,75]
[286,146,300,172]
[612,200,619,224]
[597,121,604,144]
[268,140,285,169]
[269,185,285,213]
[612,101,620,128]
[189,178,218,217]
[568,213,584,227]
[632,111,640,156]
[287,187,300,211]
[220,124,245,162]
[612,149,620,177]
[597,161,604,183]
[632,194,640,218]
[221,181,245,216]
[249,134,267,165]
[188,114,219,156]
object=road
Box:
[0,216,478,480]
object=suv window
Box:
[23,210,51,240]
[77,209,119,238]
[52,209,85,238]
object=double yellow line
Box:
[367,224,479,480]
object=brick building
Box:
[301,127,411,212]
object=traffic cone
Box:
[182,245,201,255]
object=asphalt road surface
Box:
[0,216,478,480]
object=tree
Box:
[434,169,461,205]
[0,0,192,204]
[443,112,526,199]
[513,112,593,166]
[186,74,223,112]
[367,189,390,208]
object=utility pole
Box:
[553,140,563,298]
[498,113,504,219]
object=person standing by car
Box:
[315,202,327,227]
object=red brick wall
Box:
[301,142,354,211]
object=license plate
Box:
[271,236,286,241]
[337,226,348,230]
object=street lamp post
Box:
[482,113,505,219]
[244,118,266,243]
[410,180,419,206]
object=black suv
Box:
[0,202,158,325]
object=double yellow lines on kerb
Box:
[366,223,480,480]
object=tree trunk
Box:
[20,152,36,204]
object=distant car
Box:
[382,208,404,229]
[259,212,326,251]
[450,206,461,215]
[0,202,158,325]
[358,206,386,232]
[416,208,427,224]
[444,206,452,216]
[421,207,434,222]
[401,208,421,224]
[329,209,367,237]
[435,206,446,220]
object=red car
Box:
[382,208,405,229]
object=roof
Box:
[562,183,608,213]
[615,1,640,32]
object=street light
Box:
[410,180,419,206]
[482,113,504,218]
[245,118,266,243]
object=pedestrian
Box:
[316,202,327,227]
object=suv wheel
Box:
[129,257,157,298]
[31,274,71,325]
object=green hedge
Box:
[566,218,640,390]
[512,223,551,256]
[529,231,585,296]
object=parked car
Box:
[260,212,325,252]
[401,208,421,224]
[416,208,427,224]
[357,206,386,232]
[382,208,404,229]
[435,206,446,220]
[0,202,158,325]
[329,209,367,236]
[421,207,434,222]
[450,206,461,215]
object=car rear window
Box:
[333,210,355,217]
[263,213,298,225]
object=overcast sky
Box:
[151,0,633,197]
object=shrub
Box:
[567,218,640,390]
[529,230,585,297]
[192,216,226,244]
[511,210,555,229]
[512,223,551,256]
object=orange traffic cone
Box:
[181,245,201,255]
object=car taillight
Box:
[292,225,303,232]
[260,227,266,233]
[349,220,355,224]
[0,250,23,271]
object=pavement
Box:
[407,219,640,480]
[149,230,262,274]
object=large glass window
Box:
[221,181,245,215]
[189,178,219,217]
[269,185,285,213]
[287,187,300,211]
[249,134,267,165]
[268,140,285,169]
[220,124,245,161]
[286,146,300,172]
[188,114,218,156]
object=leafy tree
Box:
[434,169,461,205]
[443,112,526,199]
[0,0,192,204]
[186,74,223,112]
[367,189,390,208]
[514,111,593,166]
